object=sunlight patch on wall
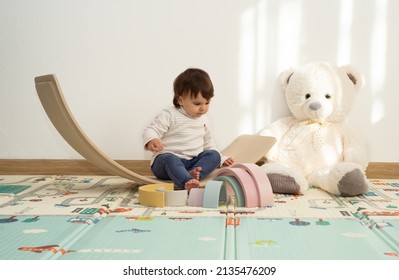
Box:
[370,0,387,124]
[255,101,266,132]
[238,6,255,133]
[276,0,301,70]
[238,1,270,133]
[370,0,387,93]
[371,99,385,124]
[336,0,353,65]
[239,6,255,109]
[255,0,268,91]
[255,0,269,131]
[238,1,302,133]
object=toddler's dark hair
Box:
[173,68,214,107]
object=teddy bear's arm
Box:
[259,116,293,138]
[258,116,294,162]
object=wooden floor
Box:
[0,159,398,179]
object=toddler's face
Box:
[178,92,210,118]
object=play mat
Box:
[0,175,398,260]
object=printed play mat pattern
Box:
[0,175,398,260]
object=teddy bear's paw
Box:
[267,173,303,194]
[261,162,308,194]
[338,169,369,196]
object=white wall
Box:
[1,0,398,162]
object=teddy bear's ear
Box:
[340,64,365,91]
[279,68,295,91]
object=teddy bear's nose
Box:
[309,102,321,111]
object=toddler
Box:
[142,68,233,191]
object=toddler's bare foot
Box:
[185,179,200,192]
[189,167,202,180]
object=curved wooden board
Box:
[221,134,276,164]
[35,74,161,185]
[200,134,276,185]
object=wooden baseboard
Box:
[0,159,398,179]
[363,162,399,179]
[0,159,153,177]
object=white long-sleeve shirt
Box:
[142,106,222,165]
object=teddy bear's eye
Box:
[325,94,331,99]
[305,93,311,99]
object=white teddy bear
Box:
[259,61,369,196]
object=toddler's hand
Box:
[222,157,234,167]
[146,138,164,152]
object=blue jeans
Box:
[151,150,221,189]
